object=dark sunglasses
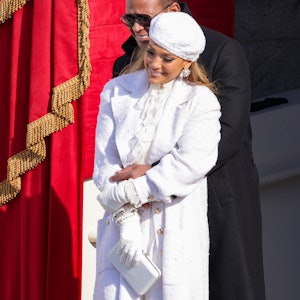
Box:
[120,3,173,28]
[121,13,152,28]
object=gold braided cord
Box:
[0,0,91,206]
[0,0,29,24]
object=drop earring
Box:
[182,68,190,78]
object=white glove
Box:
[97,180,141,213]
[116,211,143,267]
[97,181,128,213]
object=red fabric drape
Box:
[185,0,235,36]
[0,1,83,299]
[0,1,234,299]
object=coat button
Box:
[155,207,162,214]
[157,228,164,235]
[106,219,110,225]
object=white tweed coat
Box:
[93,69,221,300]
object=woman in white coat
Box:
[93,12,221,300]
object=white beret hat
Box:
[149,12,206,62]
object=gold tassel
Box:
[0,0,30,24]
[0,0,91,206]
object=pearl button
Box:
[157,228,164,235]
[155,207,162,214]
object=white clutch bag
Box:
[108,244,161,296]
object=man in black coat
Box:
[112,1,266,299]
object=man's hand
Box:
[110,164,151,182]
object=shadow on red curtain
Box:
[0,1,84,299]
[0,1,234,299]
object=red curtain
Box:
[0,1,88,299]
[185,0,235,36]
[0,1,234,299]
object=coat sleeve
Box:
[133,87,221,203]
[93,84,123,192]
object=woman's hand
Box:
[117,212,143,267]
[109,164,151,182]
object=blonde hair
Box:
[188,61,218,94]
[120,47,218,94]
[119,47,145,75]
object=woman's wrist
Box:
[112,203,139,226]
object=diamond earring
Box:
[182,68,191,78]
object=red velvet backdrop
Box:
[0,1,234,299]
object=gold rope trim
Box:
[0,0,91,206]
[0,0,29,24]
